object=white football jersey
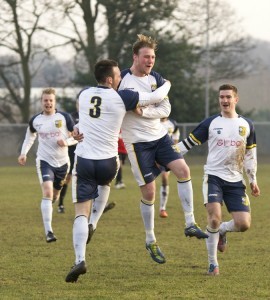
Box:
[20,111,75,167]
[75,86,140,159]
[179,114,257,183]
[119,69,170,143]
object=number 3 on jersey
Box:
[89,96,101,118]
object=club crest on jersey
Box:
[239,126,246,136]
[151,84,157,91]
[55,120,62,128]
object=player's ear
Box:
[106,76,113,85]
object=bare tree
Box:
[98,0,178,62]
[0,0,64,123]
[0,0,257,123]
[172,0,255,81]
[43,0,178,85]
[38,0,102,85]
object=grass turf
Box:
[0,158,269,299]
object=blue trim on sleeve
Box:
[118,90,139,111]
[150,71,165,87]
[121,68,131,78]
[29,113,41,133]
[190,114,220,144]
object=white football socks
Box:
[41,198,53,234]
[220,219,236,235]
[140,201,156,244]
[73,215,88,264]
[206,226,219,266]
[89,185,110,230]
[177,180,195,227]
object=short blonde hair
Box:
[41,87,56,98]
[132,34,157,54]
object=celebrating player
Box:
[118,34,208,265]
[65,59,171,282]
[18,88,75,242]
[178,84,260,275]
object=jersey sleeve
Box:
[141,98,171,119]
[138,81,171,106]
[20,126,37,155]
[178,116,214,154]
[119,81,171,109]
[118,90,140,111]
[29,114,38,133]
[20,115,39,155]
[244,119,258,184]
[150,70,166,87]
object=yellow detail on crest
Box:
[242,194,250,207]
[172,144,180,153]
[239,126,246,136]
[151,84,157,91]
[55,120,62,128]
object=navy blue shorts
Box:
[72,155,119,202]
[130,134,182,184]
[203,174,250,212]
[37,159,69,190]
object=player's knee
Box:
[209,219,221,229]
[140,183,155,200]
[235,220,250,232]
[177,167,190,181]
[43,191,53,199]
[208,215,222,229]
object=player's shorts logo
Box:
[239,126,246,136]
[55,120,62,128]
[172,144,180,153]
[242,194,250,207]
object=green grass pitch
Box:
[0,157,269,299]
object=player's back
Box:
[75,86,126,160]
